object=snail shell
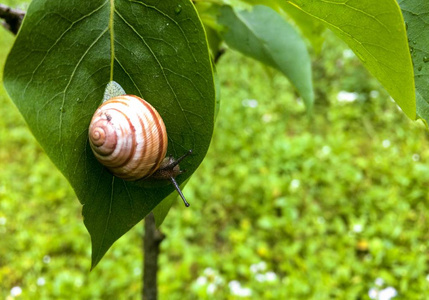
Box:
[88,95,168,180]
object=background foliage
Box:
[2,0,429,299]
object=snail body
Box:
[88,81,191,206]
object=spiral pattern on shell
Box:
[88,95,168,180]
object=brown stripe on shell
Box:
[91,98,134,174]
[121,96,151,178]
[107,107,136,170]
[136,96,167,177]
[89,114,118,158]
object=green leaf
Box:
[153,192,178,228]
[397,0,429,124]
[218,5,314,109]
[241,0,326,52]
[3,0,215,268]
[287,0,415,119]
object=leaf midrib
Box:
[110,0,115,81]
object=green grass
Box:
[2,2,429,299]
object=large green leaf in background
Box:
[398,0,429,124]
[242,0,326,52]
[219,5,314,109]
[3,0,215,268]
[287,0,415,119]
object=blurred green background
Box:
[2,1,429,299]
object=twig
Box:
[0,4,25,35]
[214,48,226,64]
[143,213,165,300]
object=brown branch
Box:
[214,48,226,64]
[143,213,165,300]
[0,4,25,35]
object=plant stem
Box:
[143,213,165,300]
[0,4,25,35]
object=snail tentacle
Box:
[170,177,190,207]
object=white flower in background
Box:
[317,217,326,224]
[43,255,51,264]
[250,261,267,274]
[289,179,300,192]
[337,91,358,103]
[251,262,278,283]
[412,154,420,162]
[195,276,208,286]
[242,99,258,108]
[10,286,22,297]
[265,271,278,282]
[193,268,224,295]
[255,274,265,282]
[255,272,278,282]
[321,145,331,156]
[133,267,141,276]
[203,267,215,277]
[352,224,363,233]
[381,287,398,299]
[229,281,240,289]
[382,140,391,148]
[369,286,397,300]
[37,277,46,286]
[369,288,378,299]
[375,277,384,286]
[318,145,332,159]
[262,113,272,123]
[370,90,380,98]
[229,281,252,297]
[0,216,6,226]
[206,283,216,294]
[74,277,83,287]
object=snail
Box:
[88,81,191,207]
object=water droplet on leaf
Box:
[418,66,422,71]
[424,56,429,63]
[175,5,182,15]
